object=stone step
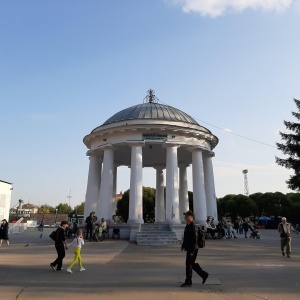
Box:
[137,223,178,246]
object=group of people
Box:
[85,212,108,242]
[205,218,258,239]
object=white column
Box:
[128,143,144,224]
[179,163,189,223]
[154,165,165,223]
[111,165,118,217]
[97,146,114,222]
[84,155,102,219]
[164,144,181,224]
[191,148,207,224]
[203,152,218,220]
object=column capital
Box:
[96,143,115,151]
[162,142,182,149]
[127,141,145,147]
[178,162,190,169]
[187,145,207,153]
[203,151,215,158]
[153,164,165,171]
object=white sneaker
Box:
[67,268,73,273]
[80,268,86,272]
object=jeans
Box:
[68,248,82,269]
[185,250,207,284]
[52,244,65,270]
[86,226,93,240]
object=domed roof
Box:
[102,90,199,126]
[103,102,199,126]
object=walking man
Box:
[278,217,291,258]
[181,210,209,287]
[50,220,68,271]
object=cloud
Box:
[169,0,295,17]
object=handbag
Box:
[49,230,57,241]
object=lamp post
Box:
[55,208,58,226]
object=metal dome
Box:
[102,102,199,126]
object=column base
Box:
[127,219,144,224]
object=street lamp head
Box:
[242,169,248,174]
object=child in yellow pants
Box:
[67,230,85,273]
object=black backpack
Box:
[197,226,206,248]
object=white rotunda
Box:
[83,90,218,233]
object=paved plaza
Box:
[0,228,299,300]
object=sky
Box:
[1,0,299,208]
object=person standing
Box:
[242,219,249,238]
[0,219,9,246]
[67,230,85,273]
[50,220,68,271]
[278,217,291,258]
[85,212,94,241]
[181,210,209,287]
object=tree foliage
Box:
[56,203,72,214]
[39,204,56,214]
[276,98,300,191]
[218,192,300,223]
[74,202,85,214]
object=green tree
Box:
[217,194,235,218]
[260,192,292,218]
[39,204,55,214]
[232,194,258,219]
[143,187,156,222]
[74,202,85,214]
[249,192,264,216]
[276,98,300,191]
[56,203,72,214]
[116,190,129,221]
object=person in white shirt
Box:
[101,218,107,230]
[67,230,85,273]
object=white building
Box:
[83,90,219,241]
[0,180,13,221]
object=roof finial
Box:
[146,89,156,103]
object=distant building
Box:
[10,199,39,219]
[0,180,13,221]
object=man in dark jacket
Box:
[50,220,68,271]
[85,212,95,241]
[181,210,209,287]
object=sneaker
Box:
[287,254,291,258]
[50,264,56,271]
[282,251,285,257]
[180,282,192,287]
[67,268,73,273]
[80,268,86,272]
[202,272,209,284]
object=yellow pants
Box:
[69,248,82,269]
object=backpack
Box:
[197,226,206,248]
[49,229,58,241]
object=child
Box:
[67,230,85,273]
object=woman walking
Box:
[0,219,9,246]
[50,220,68,271]
[67,229,85,273]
